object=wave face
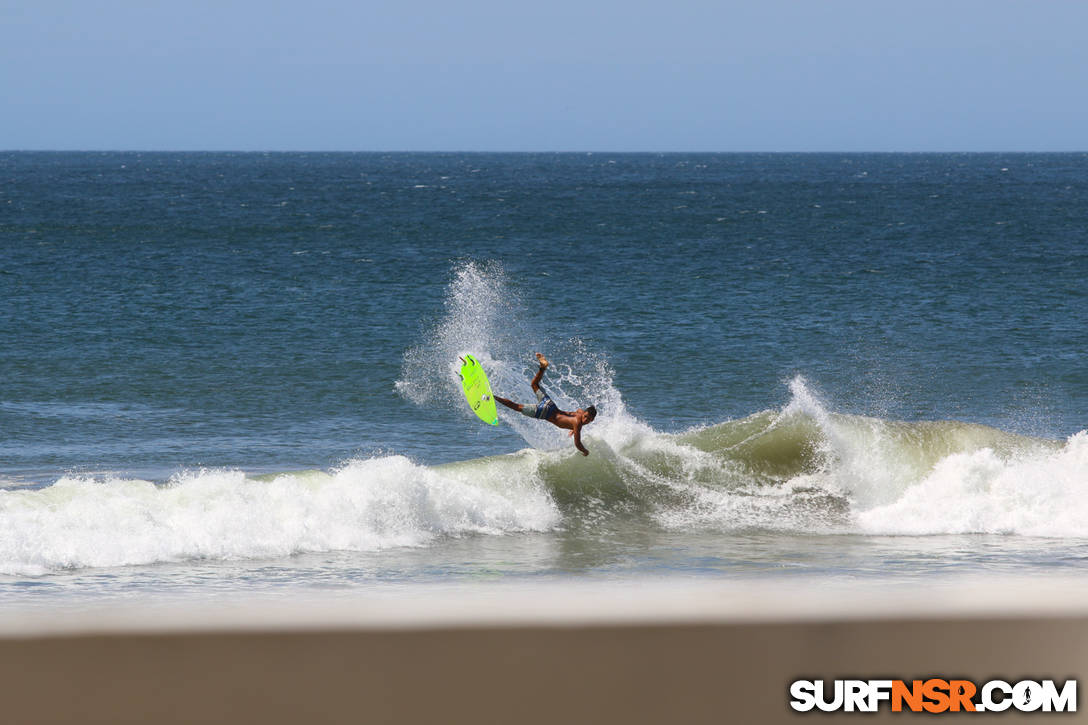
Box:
[3,375,1084,576]
[667,378,1079,537]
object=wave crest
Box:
[0,456,559,575]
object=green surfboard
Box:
[459,355,499,426]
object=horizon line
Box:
[5,149,1088,155]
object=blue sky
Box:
[3,0,1086,151]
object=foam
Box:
[857,431,1088,536]
[650,377,1079,536]
[768,377,1086,537]
[0,457,559,576]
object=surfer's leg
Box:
[530,353,549,393]
[497,396,539,419]
[496,395,544,419]
[494,396,522,412]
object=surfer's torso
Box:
[548,408,582,429]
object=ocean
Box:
[2,151,1086,607]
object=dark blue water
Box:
[1,152,1086,599]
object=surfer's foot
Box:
[535,352,549,370]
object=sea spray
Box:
[397,260,639,451]
[778,376,927,508]
[397,260,529,410]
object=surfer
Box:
[494,353,598,456]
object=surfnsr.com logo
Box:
[790,679,1077,713]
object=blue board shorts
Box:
[521,388,558,421]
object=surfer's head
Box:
[585,405,598,422]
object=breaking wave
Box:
[3,375,1083,575]
[3,260,1084,575]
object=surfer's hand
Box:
[581,449,589,457]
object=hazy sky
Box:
[3,0,1087,151]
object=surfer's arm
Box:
[573,423,589,456]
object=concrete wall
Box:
[2,582,1085,724]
